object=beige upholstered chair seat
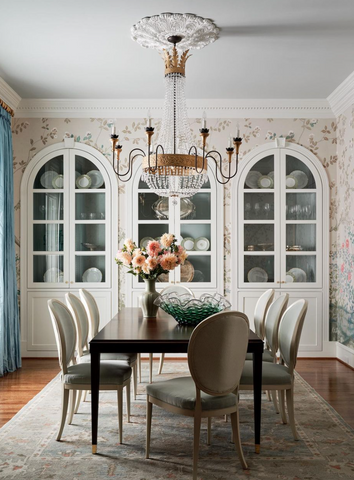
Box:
[64,362,131,385]
[245,349,273,363]
[80,351,137,364]
[147,377,238,411]
[240,362,292,386]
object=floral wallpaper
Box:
[330,105,354,349]
[12,116,340,339]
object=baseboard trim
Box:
[336,342,354,369]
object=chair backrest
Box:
[254,289,275,340]
[79,289,100,340]
[279,299,308,374]
[188,311,249,396]
[48,299,77,374]
[264,294,289,356]
[160,284,195,297]
[65,293,89,357]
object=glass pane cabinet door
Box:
[284,154,320,286]
[32,155,65,284]
[242,155,276,285]
[73,155,107,286]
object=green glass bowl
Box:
[154,293,231,326]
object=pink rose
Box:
[132,254,146,268]
[160,233,174,248]
[146,256,158,270]
[160,252,178,271]
[147,240,161,257]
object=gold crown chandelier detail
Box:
[110,14,242,198]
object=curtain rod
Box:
[0,98,15,117]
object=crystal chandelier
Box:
[110,13,243,198]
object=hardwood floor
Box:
[0,358,353,429]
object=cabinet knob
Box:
[276,281,280,284]
[70,281,74,284]
[65,281,69,284]
[176,281,180,284]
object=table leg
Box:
[253,347,263,454]
[91,351,100,454]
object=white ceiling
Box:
[1,0,354,100]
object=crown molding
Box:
[15,98,334,119]
[327,70,354,117]
[0,77,21,112]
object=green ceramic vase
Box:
[140,279,160,318]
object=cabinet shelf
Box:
[185,251,212,256]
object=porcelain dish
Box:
[87,170,104,189]
[245,170,262,189]
[247,267,268,282]
[40,171,58,189]
[82,267,103,282]
[194,237,210,251]
[43,268,64,283]
[76,174,92,189]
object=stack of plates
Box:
[286,268,307,282]
[286,170,308,189]
[181,237,210,251]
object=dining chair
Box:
[239,299,308,440]
[245,288,274,362]
[156,284,195,378]
[79,289,138,399]
[48,299,131,443]
[146,310,250,478]
[66,293,137,411]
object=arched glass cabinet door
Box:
[242,151,278,286]
[281,151,322,287]
[31,153,66,285]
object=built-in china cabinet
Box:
[20,140,118,357]
[232,141,329,355]
[126,160,224,307]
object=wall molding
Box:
[0,77,21,112]
[327,70,354,117]
[15,98,334,119]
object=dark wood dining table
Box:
[90,307,263,454]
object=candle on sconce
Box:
[202,111,207,129]
[228,135,233,148]
[236,123,240,138]
[111,124,116,135]
[147,109,152,127]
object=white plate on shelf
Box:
[76,174,92,189]
[286,271,296,283]
[87,170,104,189]
[286,175,297,189]
[288,267,307,282]
[82,268,103,283]
[257,175,273,189]
[140,237,154,249]
[247,267,268,283]
[40,171,58,189]
[43,268,64,283]
[52,174,64,189]
[268,171,274,179]
[194,237,210,251]
[181,237,195,251]
[245,171,262,189]
[290,170,308,189]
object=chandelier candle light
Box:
[110,13,243,198]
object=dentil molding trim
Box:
[327,70,354,117]
[15,98,334,118]
[0,77,21,112]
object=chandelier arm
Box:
[116,148,146,179]
[205,151,239,185]
[117,152,145,183]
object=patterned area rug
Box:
[0,361,354,480]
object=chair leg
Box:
[224,414,228,422]
[230,410,248,470]
[158,353,165,375]
[146,395,152,459]
[56,387,69,441]
[286,387,299,441]
[149,353,153,384]
[138,353,142,383]
[126,381,131,423]
[74,390,82,414]
[83,390,88,402]
[267,390,272,402]
[193,413,202,480]
[132,363,137,400]
[68,390,77,425]
[207,417,211,445]
[271,390,279,414]
[117,388,123,444]
[279,390,287,424]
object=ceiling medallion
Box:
[110,13,242,198]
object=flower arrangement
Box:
[115,233,188,280]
